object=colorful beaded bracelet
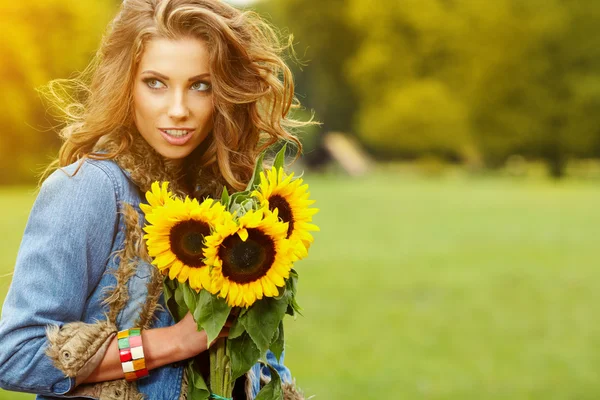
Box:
[117,328,149,381]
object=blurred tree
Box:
[254,0,360,135]
[527,1,600,177]
[261,0,600,176]
[349,0,600,174]
[357,79,469,158]
[464,0,600,176]
[345,0,474,160]
[0,0,115,184]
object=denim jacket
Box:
[0,158,292,399]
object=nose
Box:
[167,91,190,120]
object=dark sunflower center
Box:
[269,195,294,238]
[219,228,276,283]
[169,220,210,267]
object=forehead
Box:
[138,37,210,76]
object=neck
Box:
[109,130,226,200]
[163,157,183,169]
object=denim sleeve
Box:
[0,162,118,396]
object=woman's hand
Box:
[173,312,230,359]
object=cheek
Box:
[203,108,215,132]
[198,98,215,121]
[133,87,158,123]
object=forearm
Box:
[80,325,187,384]
[80,312,215,385]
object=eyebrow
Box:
[141,70,211,81]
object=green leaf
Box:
[163,279,179,321]
[285,270,303,317]
[230,202,242,217]
[220,186,229,207]
[177,303,190,320]
[285,304,295,318]
[228,316,246,339]
[255,363,284,400]
[245,150,266,192]
[230,190,250,205]
[170,282,189,322]
[227,331,261,380]
[187,363,210,400]
[181,283,198,311]
[273,284,286,300]
[287,296,303,318]
[174,283,184,305]
[273,143,287,171]
[193,290,231,344]
[229,191,254,216]
[163,278,177,303]
[240,297,288,354]
[242,198,254,210]
[286,269,298,297]
[238,306,250,318]
[269,321,284,361]
[163,279,180,322]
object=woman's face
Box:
[132,37,214,162]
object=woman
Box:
[0,0,315,398]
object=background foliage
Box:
[258,0,600,176]
[0,0,114,183]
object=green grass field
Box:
[1,173,599,399]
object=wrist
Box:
[171,316,209,360]
[169,321,191,361]
[140,325,188,370]
[117,328,149,381]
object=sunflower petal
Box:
[178,265,191,283]
[243,286,255,306]
[199,268,212,291]
[221,279,230,297]
[228,282,239,304]
[237,228,249,242]
[168,261,183,280]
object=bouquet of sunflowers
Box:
[140,145,318,400]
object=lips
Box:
[158,128,195,146]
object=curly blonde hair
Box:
[41,0,318,197]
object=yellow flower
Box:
[142,195,231,292]
[252,167,319,260]
[140,181,174,217]
[204,209,301,308]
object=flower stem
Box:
[209,338,233,398]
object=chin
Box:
[156,146,193,161]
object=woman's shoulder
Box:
[49,158,125,184]
[43,158,136,201]
[35,159,119,214]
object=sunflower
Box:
[140,181,174,217]
[142,195,230,291]
[204,209,301,308]
[252,167,319,260]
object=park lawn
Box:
[1,173,599,399]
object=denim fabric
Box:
[252,351,293,397]
[0,158,292,399]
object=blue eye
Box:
[191,81,211,92]
[144,78,165,90]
